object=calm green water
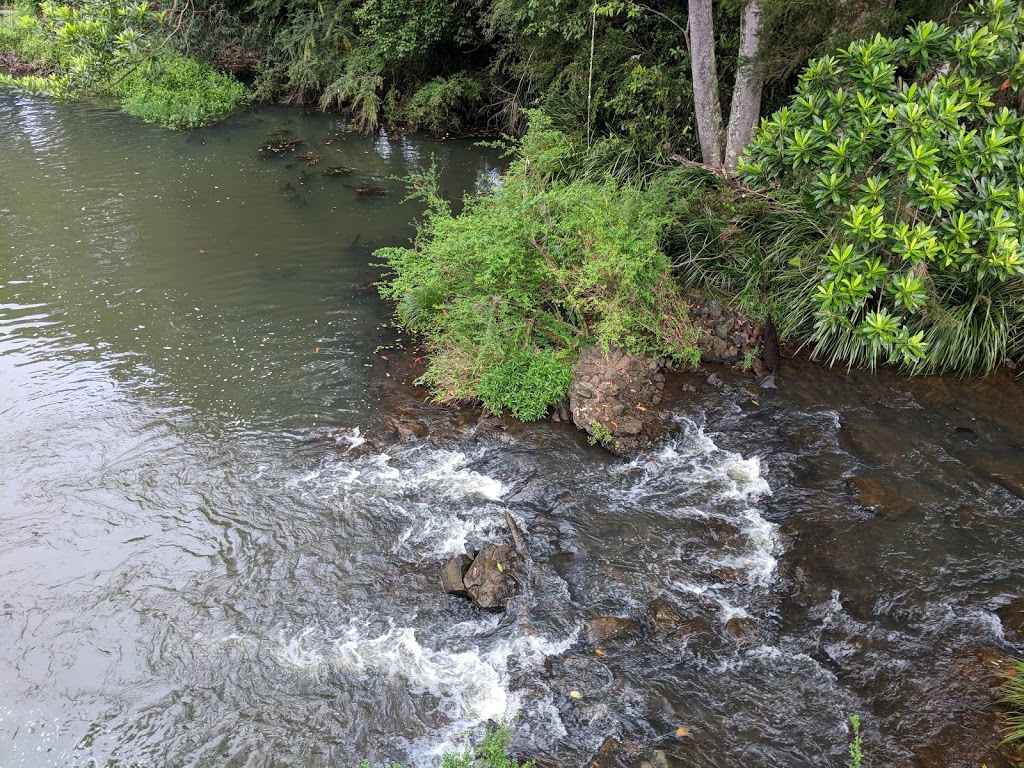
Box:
[3,93,1024,768]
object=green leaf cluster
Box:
[118,52,249,129]
[739,0,1024,372]
[0,0,247,129]
[377,115,698,420]
[360,724,533,768]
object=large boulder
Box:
[568,345,670,458]
[463,544,519,610]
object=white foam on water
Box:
[271,620,574,767]
[291,446,504,503]
[273,626,329,677]
[328,625,510,722]
[618,421,772,505]
[721,507,782,585]
[395,508,506,558]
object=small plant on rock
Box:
[588,420,614,446]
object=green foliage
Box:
[999,661,1024,748]
[12,0,167,97]
[438,726,533,768]
[847,714,864,768]
[400,72,486,133]
[476,349,573,421]
[587,420,613,445]
[738,0,1024,373]
[0,7,64,68]
[378,115,698,420]
[0,0,247,128]
[119,52,248,129]
[360,725,532,768]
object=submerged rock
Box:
[645,598,716,648]
[583,616,641,645]
[996,596,1024,637]
[846,476,917,518]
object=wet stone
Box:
[586,737,624,768]
[568,344,671,458]
[440,554,472,597]
[646,599,715,644]
[725,616,757,647]
[996,596,1024,637]
[463,544,518,610]
[583,616,641,646]
[846,476,917,518]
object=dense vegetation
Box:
[376,1,1024,416]
[0,0,247,128]
[378,115,700,419]
[737,0,1024,372]
[2,0,1022,395]
[1000,659,1024,750]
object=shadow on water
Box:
[1,92,1023,768]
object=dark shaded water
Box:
[2,93,1023,768]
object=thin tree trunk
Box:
[724,0,764,172]
[688,0,723,168]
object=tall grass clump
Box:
[999,660,1024,749]
[377,114,699,420]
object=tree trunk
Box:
[688,0,723,168]
[724,0,764,172]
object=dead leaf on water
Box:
[676,727,691,737]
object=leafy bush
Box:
[400,72,486,133]
[0,0,247,129]
[377,115,699,420]
[119,52,248,129]
[738,0,1024,373]
[0,10,61,67]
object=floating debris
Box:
[298,151,321,166]
[258,130,304,157]
[321,165,354,177]
[355,185,388,198]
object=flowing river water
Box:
[2,92,1024,768]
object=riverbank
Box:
[3,90,1024,767]
[372,330,1024,768]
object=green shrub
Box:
[737,0,1024,373]
[0,11,59,65]
[0,1,247,130]
[439,726,533,768]
[400,72,486,133]
[119,52,248,129]
[377,114,699,420]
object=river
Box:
[2,92,1023,768]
